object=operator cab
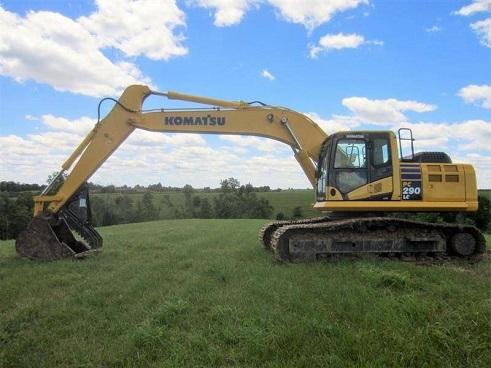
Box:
[316,131,394,201]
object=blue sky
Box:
[0,0,490,188]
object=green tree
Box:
[469,196,491,231]
[90,196,106,226]
[199,197,213,218]
[220,178,240,193]
[276,212,286,220]
[292,206,303,218]
[182,184,195,217]
[140,192,158,221]
[114,194,137,223]
[192,196,201,207]
[213,178,273,219]
[0,193,12,239]
[0,192,33,239]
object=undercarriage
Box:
[260,216,486,262]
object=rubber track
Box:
[258,216,331,251]
[268,217,486,263]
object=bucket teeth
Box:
[15,217,92,261]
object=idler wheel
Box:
[450,232,476,256]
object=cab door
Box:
[368,133,393,200]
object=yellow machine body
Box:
[19,85,483,262]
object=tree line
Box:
[1,180,278,196]
[90,178,274,227]
[0,179,489,241]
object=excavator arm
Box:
[17,85,327,260]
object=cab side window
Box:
[370,135,393,183]
[373,138,390,166]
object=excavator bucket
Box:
[15,184,102,261]
[16,217,94,261]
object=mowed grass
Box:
[1,219,490,368]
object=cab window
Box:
[373,138,390,166]
[334,139,367,169]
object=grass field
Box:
[1,219,490,367]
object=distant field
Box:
[1,219,490,367]
[93,189,319,219]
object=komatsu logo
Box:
[165,116,226,126]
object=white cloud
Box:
[24,115,38,121]
[29,131,86,150]
[454,120,491,151]
[458,84,491,109]
[471,17,491,47]
[219,135,287,152]
[309,33,382,57]
[78,0,187,60]
[457,153,491,188]
[41,115,95,135]
[268,0,369,31]
[94,139,308,188]
[393,120,491,152]
[305,112,360,134]
[190,0,368,29]
[260,69,275,80]
[187,0,259,26]
[318,33,364,49]
[454,2,491,47]
[425,25,442,32]
[126,130,207,147]
[341,97,437,124]
[454,0,491,16]
[0,1,188,97]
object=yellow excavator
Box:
[16,85,485,261]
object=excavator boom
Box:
[38,85,326,216]
[16,85,327,260]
